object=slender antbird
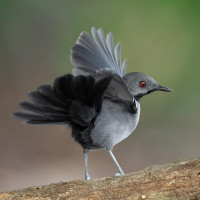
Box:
[13,27,172,180]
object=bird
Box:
[13,27,172,181]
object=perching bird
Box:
[13,27,172,180]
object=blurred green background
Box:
[0,0,200,192]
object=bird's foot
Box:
[114,170,124,177]
[85,173,90,181]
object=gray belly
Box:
[91,99,140,150]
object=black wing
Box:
[93,70,137,115]
[93,70,133,102]
[13,74,112,126]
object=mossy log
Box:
[1,157,200,200]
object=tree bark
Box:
[1,157,200,200]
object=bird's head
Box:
[123,72,172,101]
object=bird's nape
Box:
[123,72,172,100]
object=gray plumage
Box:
[14,27,172,180]
[71,27,127,77]
[91,98,141,150]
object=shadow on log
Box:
[1,157,200,200]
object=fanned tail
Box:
[13,74,113,126]
[13,84,71,125]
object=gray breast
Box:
[91,99,140,150]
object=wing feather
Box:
[71,27,127,77]
[93,70,133,102]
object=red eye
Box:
[140,81,146,87]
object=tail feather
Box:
[19,102,68,116]
[28,91,67,111]
[14,73,113,126]
[12,111,69,125]
[38,85,70,108]
[14,84,71,125]
[13,111,45,120]
[26,119,68,125]
[53,74,74,101]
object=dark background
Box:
[0,0,200,192]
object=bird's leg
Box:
[108,150,124,177]
[84,149,90,180]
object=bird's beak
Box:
[155,85,173,92]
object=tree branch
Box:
[1,157,200,200]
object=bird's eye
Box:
[140,81,146,87]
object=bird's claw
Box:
[114,171,124,177]
[85,173,90,181]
